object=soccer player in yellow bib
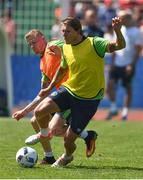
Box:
[12,29,98,165]
[26,16,126,167]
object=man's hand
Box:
[12,109,27,121]
[112,17,122,32]
[12,95,45,121]
[38,87,51,97]
[48,45,61,57]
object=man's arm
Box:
[126,45,142,75]
[41,80,50,89]
[12,76,50,121]
[131,45,142,67]
[20,95,45,113]
[12,95,46,121]
[106,17,126,53]
[38,66,68,97]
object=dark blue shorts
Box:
[49,87,100,135]
[109,66,134,88]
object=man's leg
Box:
[30,116,56,164]
[106,79,118,120]
[52,128,98,167]
[121,68,134,120]
[80,130,98,158]
[52,98,100,167]
[121,86,132,120]
[48,113,68,137]
[64,127,78,156]
[63,128,98,159]
[25,97,61,145]
[49,112,98,158]
[52,126,77,167]
[35,97,60,128]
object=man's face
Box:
[85,10,96,26]
[26,35,46,54]
[61,24,79,44]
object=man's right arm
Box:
[12,94,47,121]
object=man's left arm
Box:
[131,45,142,67]
[125,45,142,74]
[106,17,126,53]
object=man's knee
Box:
[30,116,36,125]
[34,106,43,118]
[30,116,40,132]
[34,98,56,118]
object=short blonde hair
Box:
[25,29,44,41]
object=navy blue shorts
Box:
[109,66,134,88]
[49,87,100,135]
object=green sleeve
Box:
[48,40,64,48]
[93,37,109,57]
[41,72,50,83]
[49,40,68,68]
[60,55,68,69]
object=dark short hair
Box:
[61,16,83,35]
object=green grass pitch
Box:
[0,117,143,179]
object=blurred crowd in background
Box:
[51,0,143,56]
[0,0,143,54]
[51,0,143,45]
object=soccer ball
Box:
[16,146,38,168]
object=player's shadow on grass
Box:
[68,165,143,171]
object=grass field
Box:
[0,117,143,179]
